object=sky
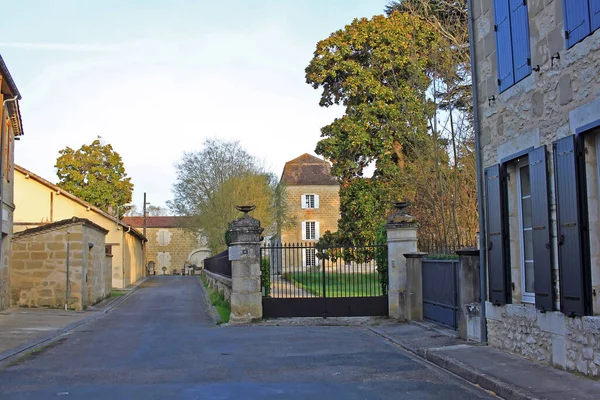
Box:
[2,0,387,212]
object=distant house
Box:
[279,153,340,266]
[469,0,600,377]
[0,55,24,310]
[11,217,111,310]
[122,216,209,275]
[13,165,147,289]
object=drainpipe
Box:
[467,0,488,344]
[0,95,19,294]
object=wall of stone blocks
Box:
[0,236,11,310]
[10,223,110,310]
[202,269,232,301]
[280,184,340,244]
[145,227,202,274]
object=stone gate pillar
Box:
[386,202,419,320]
[228,206,263,324]
[456,248,481,341]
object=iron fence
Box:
[203,249,231,278]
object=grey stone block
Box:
[559,74,572,105]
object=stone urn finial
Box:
[387,200,418,226]
[235,205,256,218]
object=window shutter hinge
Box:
[527,58,531,66]
[497,78,502,86]
[523,0,527,5]
[494,24,498,32]
[565,30,570,40]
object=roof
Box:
[280,153,338,186]
[14,164,147,242]
[13,217,109,239]
[122,216,191,228]
[0,55,24,136]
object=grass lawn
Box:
[284,272,383,297]
[200,276,231,324]
[110,290,127,298]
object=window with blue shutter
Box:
[590,0,600,32]
[563,0,593,48]
[494,0,531,92]
[495,0,515,92]
[510,0,532,82]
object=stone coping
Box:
[203,269,232,287]
[456,247,479,256]
[403,252,428,259]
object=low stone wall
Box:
[486,302,600,378]
[201,269,232,302]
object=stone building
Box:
[470,0,600,376]
[0,55,24,310]
[11,218,111,311]
[278,154,340,267]
[13,165,146,289]
[122,216,209,275]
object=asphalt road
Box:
[0,277,496,399]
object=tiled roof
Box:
[13,217,109,239]
[122,216,191,228]
[280,153,338,186]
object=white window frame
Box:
[301,194,320,209]
[301,220,319,241]
[517,157,535,304]
[303,247,317,267]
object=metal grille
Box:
[422,259,458,329]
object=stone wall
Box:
[486,303,600,377]
[11,220,110,310]
[201,269,232,301]
[280,184,340,243]
[145,227,202,274]
[0,235,11,310]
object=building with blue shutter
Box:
[469,0,600,377]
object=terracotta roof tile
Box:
[280,153,338,186]
[122,216,190,228]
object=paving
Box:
[0,276,495,399]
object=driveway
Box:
[0,277,495,399]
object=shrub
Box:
[260,256,271,297]
[374,224,388,295]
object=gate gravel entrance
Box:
[422,259,458,329]
[261,243,388,318]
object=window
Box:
[157,229,171,246]
[494,0,532,92]
[304,248,316,267]
[301,194,319,209]
[517,158,535,303]
[301,221,320,241]
[563,0,600,48]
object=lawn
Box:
[110,290,127,298]
[200,276,231,324]
[284,272,383,297]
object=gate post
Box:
[403,253,426,321]
[456,247,481,341]
[228,206,264,324]
[386,202,419,320]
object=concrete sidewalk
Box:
[0,277,147,365]
[370,321,600,400]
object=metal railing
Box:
[203,249,231,278]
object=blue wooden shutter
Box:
[552,136,591,316]
[563,0,591,47]
[485,164,510,305]
[509,0,531,82]
[528,146,553,312]
[494,0,515,92]
[591,0,600,31]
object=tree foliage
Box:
[306,7,478,246]
[55,138,133,215]
[169,139,288,254]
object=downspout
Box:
[0,95,19,293]
[467,0,488,344]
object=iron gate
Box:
[422,259,459,329]
[261,243,388,318]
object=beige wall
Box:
[145,227,203,274]
[280,184,340,244]
[473,0,600,377]
[11,222,110,310]
[13,170,145,288]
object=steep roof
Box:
[122,216,191,228]
[0,54,24,136]
[14,164,146,242]
[280,153,338,186]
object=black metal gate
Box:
[422,259,458,329]
[260,243,388,318]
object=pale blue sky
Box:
[2,0,386,210]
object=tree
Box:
[169,139,288,254]
[306,11,451,242]
[55,138,133,216]
[147,205,168,216]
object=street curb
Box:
[0,277,149,367]
[197,275,221,325]
[368,327,537,400]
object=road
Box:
[0,277,496,399]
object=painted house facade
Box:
[471,0,600,376]
[13,165,146,289]
[122,216,209,275]
[279,154,340,267]
[0,55,24,310]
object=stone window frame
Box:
[516,157,535,304]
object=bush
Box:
[260,256,271,297]
[374,224,388,295]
